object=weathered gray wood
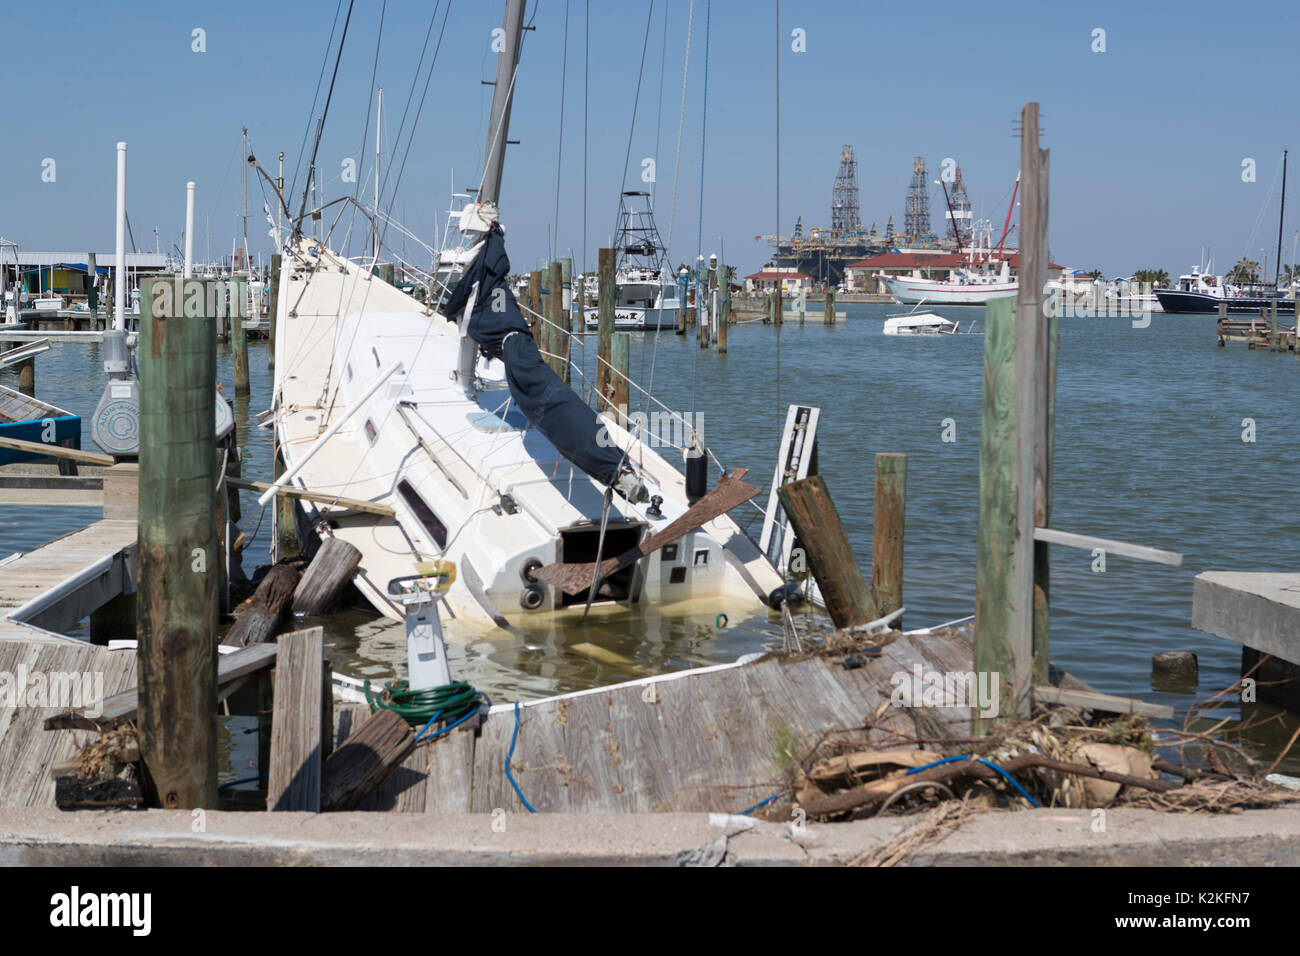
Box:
[0,435,114,465]
[596,248,615,412]
[267,253,281,369]
[423,726,476,812]
[291,536,361,615]
[1032,527,1182,566]
[231,277,249,395]
[267,626,324,811]
[870,452,906,620]
[777,475,876,628]
[1032,143,1055,689]
[319,708,415,811]
[226,480,395,517]
[136,274,218,810]
[975,294,1024,730]
[223,564,301,647]
[1033,685,1173,719]
[45,642,279,730]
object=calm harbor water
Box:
[3,305,1297,764]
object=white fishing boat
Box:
[884,262,1017,305]
[266,1,785,637]
[883,309,958,335]
[583,191,681,331]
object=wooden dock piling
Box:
[824,288,836,326]
[548,260,564,377]
[777,475,877,628]
[596,248,615,413]
[15,356,34,397]
[268,253,281,369]
[611,332,630,424]
[974,102,1052,726]
[870,453,906,621]
[136,274,219,809]
[528,270,542,347]
[231,277,250,395]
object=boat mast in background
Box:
[1273,149,1287,297]
[480,0,526,208]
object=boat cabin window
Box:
[397,480,448,549]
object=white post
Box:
[184,181,195,278]
[114,142,127,331]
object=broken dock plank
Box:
[0,641,138,808]
[320,708,415,811]
[267,627,325,812]
[43,642,279,731]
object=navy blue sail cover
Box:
[443,224,623,486]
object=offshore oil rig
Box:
[757,147,970,289]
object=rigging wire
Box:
[774,0,781,441]
[551,0,571,263]
[664,0,694,265]
[583,0,589,278]
[612,2,657,239]
[296,0,356,232]
[691,0,711,430]
[347,0,387,255]
[288,0,344,219]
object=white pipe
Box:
[184,181,195,278]
[114,142,126,331]
[257,361,403,508]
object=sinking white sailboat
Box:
[266,1,784,637]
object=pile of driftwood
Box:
[791,708,1300,821]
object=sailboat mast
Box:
[480,0,526,207]
[242,127,249,275]
[1274,149,1287,293]
[374,87,382,259]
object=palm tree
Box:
[1227,258,1261,285]
[1133,268,1169,287]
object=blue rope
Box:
[906,755,1041,808]
[738,791,782,815]
[507,701,538,813]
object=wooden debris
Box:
[267,627,325,811]
[534,469,759,596]
[292,537,361,615]
[224,564,301,647]
[320,709,415,812]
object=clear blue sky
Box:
[2,0,1296,278]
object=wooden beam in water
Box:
[320,708,415,811]
[226,477,395,517]
[292,536,362,615]
[1033,685,1174,720]
[267,626,324,812]
[1032,527,1182,566]
[777,474,877,628]
[0,435,114,466]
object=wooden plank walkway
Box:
[0,519,137,642]
[337,626,982,814]
[0,640,138,807]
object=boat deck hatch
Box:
[558,522,643,607]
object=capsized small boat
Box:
[883,310,958,335]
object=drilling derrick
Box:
[831,144,862,236]
[946,165,973,245]
[904,156,931,242]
